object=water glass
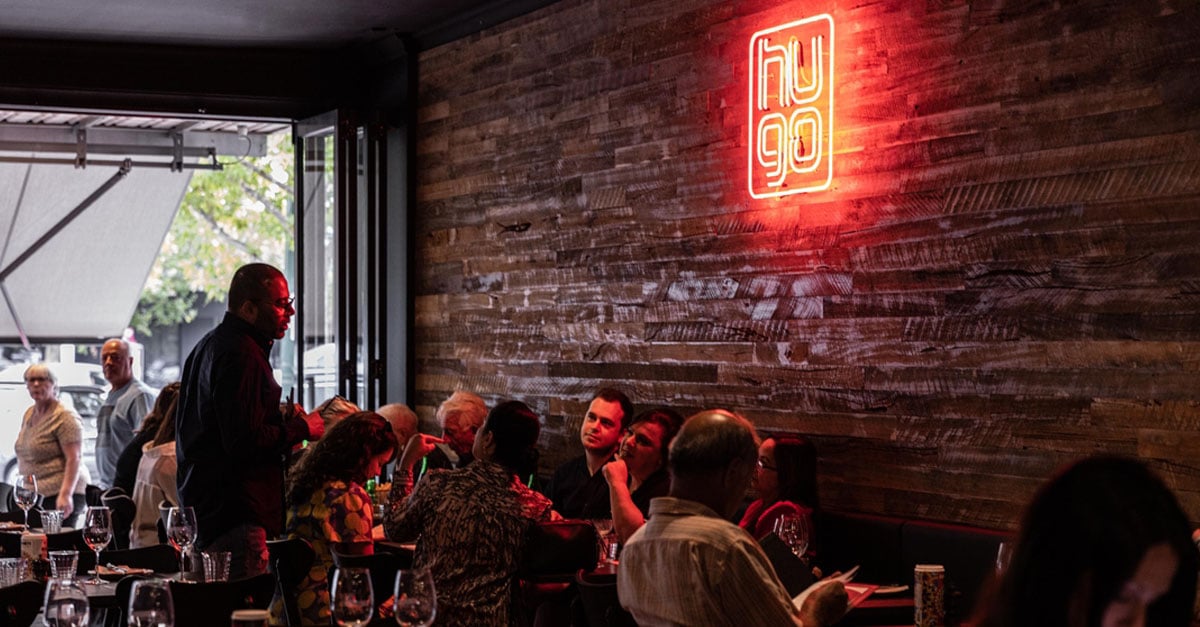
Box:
[42,509,65,534]
[393,568,437,627]
[0,557,23,586]
[48,550,78,580]
[330,567,373,627]
[43,578,89,627]
[128,578,174,627]
[201,551,230,583]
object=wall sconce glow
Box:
[748,14,834,199]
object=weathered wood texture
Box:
[408,0,1200,530]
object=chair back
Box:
[84,484,104,508]
[331,547,413,626]
[101,489,136,550]
[266,537,316,627]
[573,569,637,627]
[0,483,13,514]
[168,573,275,627]
[0,579,45,627]
[518,520,599,582]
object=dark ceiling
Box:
[0,0,558,119]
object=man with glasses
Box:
[176,262,325,578]
[95,338,157,488]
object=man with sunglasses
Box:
[177,263,325,579]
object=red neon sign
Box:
[748,14,834,199]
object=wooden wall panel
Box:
[409,0,1200,530]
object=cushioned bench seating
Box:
[816,510,1011,625]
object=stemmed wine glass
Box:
[773,513,811,560]
[14,474,38,529]
[127,578,174,627]
[393,568,437,627]
[330,567,374,627]
[43,577,89,626]
[165,506,197,577]
[82,506,112,584]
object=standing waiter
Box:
[176,263,324,578]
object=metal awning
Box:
[0,110,288,342]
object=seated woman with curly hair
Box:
[271,411,398,626]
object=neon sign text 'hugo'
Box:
[748,14,834,198]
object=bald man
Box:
[618,410,847,627]
[95,338,157,487]
[177,263,325,579]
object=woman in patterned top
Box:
[385,399,560,626]
[272,411,398,626]
[14,363,91,526]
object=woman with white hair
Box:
[14,363,91,525]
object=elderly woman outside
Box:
[385,400,560,626]
[272,411,398,626]
[14,363,91,526]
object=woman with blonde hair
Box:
[14,363,91,525]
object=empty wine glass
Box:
[330,566,374,627]
[995,540,1014,574]
[393,568,437,627]
[14,474,38,529]
[82,506,112,584]
[773,513,811,559]
[166,506,197,577]
[43,577,89,627]
[127,578,174,627]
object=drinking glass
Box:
[330,566,374,627]
[128,578,174,627]
[393,568,437,627]
[82,506,113,584]
[14,474,38,529]
[590,519,616,564]
[166,506,197,576]
[43,578,89,627]
[773,513,811,559]
[995,541,1014,574]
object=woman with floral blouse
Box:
[272,411,397,625]
[385,399,560,626]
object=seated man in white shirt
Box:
[618,409,847,627]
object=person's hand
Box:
[56,494,73,518]
[399,434,445,472]
[602,458,629,487]
[799,580,848,627]
[302,410,325,440]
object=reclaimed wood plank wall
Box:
[408,0,1200,530]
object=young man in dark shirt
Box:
[544,388,633,519]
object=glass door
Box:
[294,111,388,410]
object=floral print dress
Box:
[274,480,373,626]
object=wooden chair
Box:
[331,547,413,626]
[168,573,275,627]
[266,537,315,627]
[0,579,45,627]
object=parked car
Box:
[0,363,105,484]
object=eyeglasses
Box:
[258,296,295,310]
[24,376,50,385]
[756,459,777,472]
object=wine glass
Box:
[995,540,1014,574]
[590,519,616,564]
[14,474,38,529]
[165,506,197,577]
[43,577,89,627]
[393,568,437,627]
[82,506,113,584]
[773,513,811,559]
[128,578,174,627]
[330,567,374,627]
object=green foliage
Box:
[132,133,294,335]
